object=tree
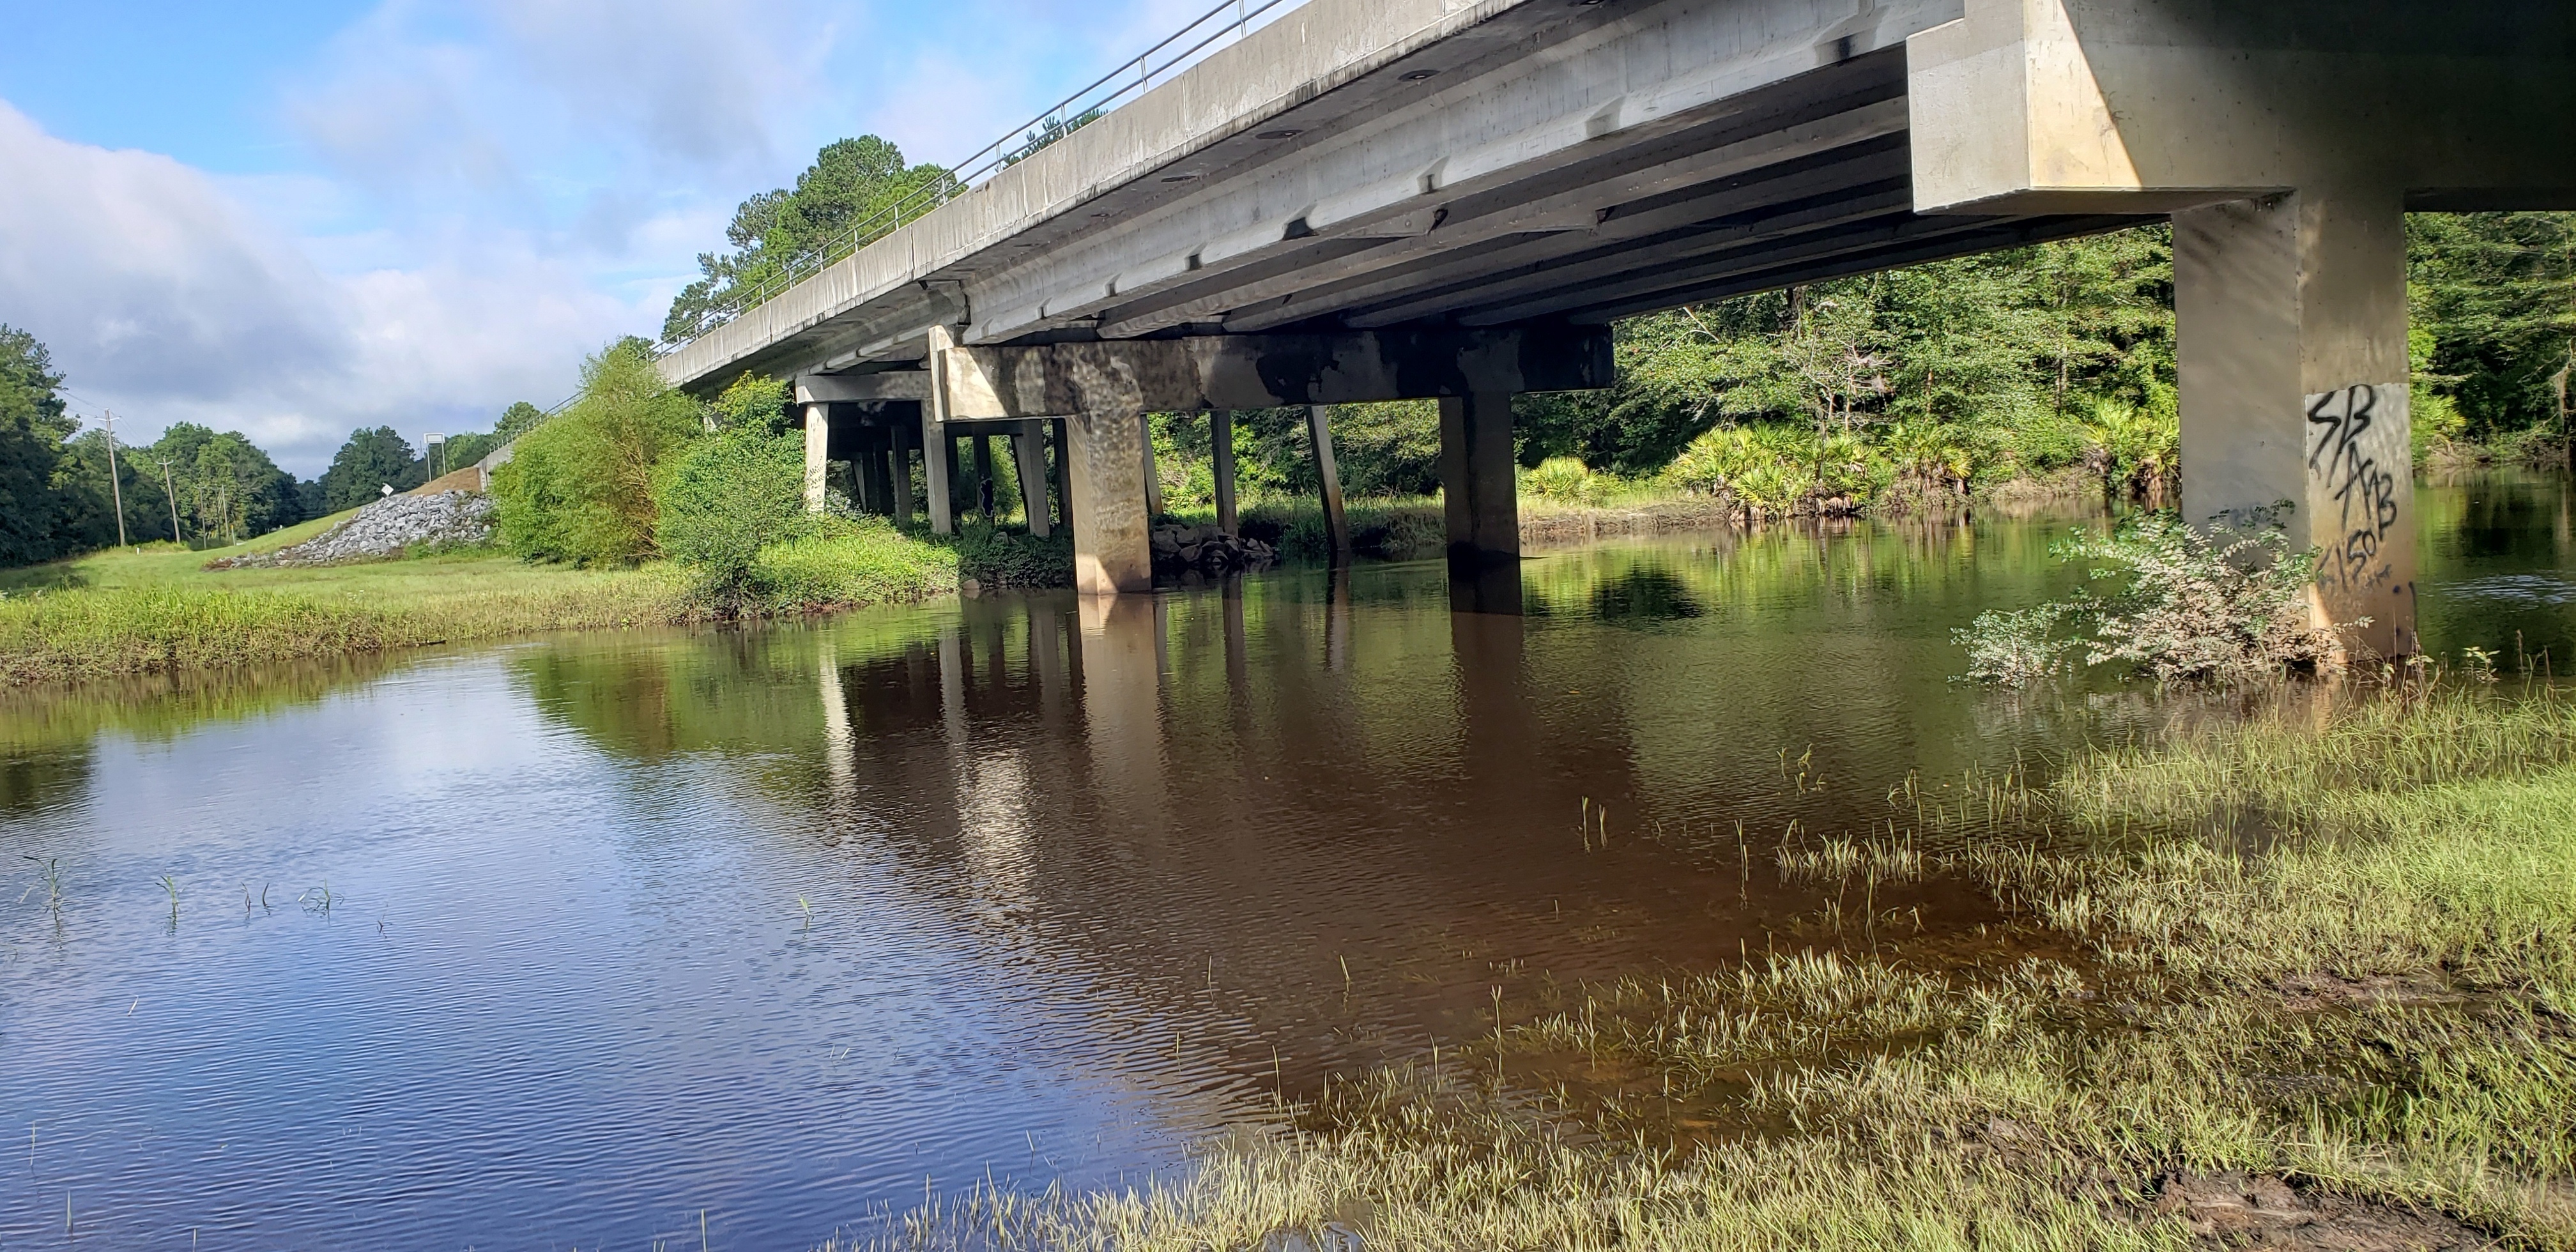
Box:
[2411,211,2576,440]
[318,427,425,512]
[663,137,956,342]
[491,338,703,565]
[0,324,98,565]
[141,423,305,545]
[654,425,808,612]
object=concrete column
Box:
[2175,188,2415,657]
[802,402,832,514]
[1013,427,1054,538]
[864,426,894,515]
[889,422,916,528]
[1211,410,1238,536]
[1051,420,1073,535]
[1139,413,1165,519]
[1306,404,1351,563]
[972,434,997,521]
[924,327,960,535]
[1439,392,1519,569]
[1066,402,1155,595]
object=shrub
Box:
[2067,513,2339,682]
[654,427,809,614]
[491,340,703,566]
[954,524,1073,589]
[1953,604,2078,686]
[1958,513,2341,687]
[1523,455,1594,502]
[754,516,956,612]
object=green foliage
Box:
[2064,514,2338,682]
[0,324,95,566]
[750,516,958,613]
[707,372,793,434]
[1521,227,2177,487]
[2409,211,2576,441]
[653,426,809,613]
[1958,514,2337,686]
[664,137,955,341]
[144,423,308,545]
[318,426,425,512]
[1952,603,2077,685]
[2080,390,2180,504]
[952,524,1073,590]
[491,339,703,566]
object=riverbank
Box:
[855,683,2576,1250]
[0,517,972,688]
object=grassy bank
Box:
[845,684,2576,1250]
[0,515,977,688]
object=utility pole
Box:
[158,458,183,546]
[101,410,128,549]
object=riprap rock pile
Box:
[210,491,495,569]
[1150,523,1276,577]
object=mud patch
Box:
[2152,1172,2493,1250]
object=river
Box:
[4,472,2573,1249]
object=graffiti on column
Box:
[2304,383,2408,597]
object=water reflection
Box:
[6,475,2575,1247]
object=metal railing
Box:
[654,0,1309,358]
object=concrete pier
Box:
[2176,190,2414,658]
[1012,427,1054,538]
[1306,406,1350,564]
[1439,392,1517,573]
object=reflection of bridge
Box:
[662,0,2574,653]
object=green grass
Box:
[0,512,977,687]
[836,683,2576,1250]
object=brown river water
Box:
[3,473,2572,1249]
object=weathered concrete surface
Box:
[1439,391,1518,569]
[2175,190,2415,659]
[802,402,832,512]
[1908,0,2576,215]
[659,0,2015,393]
[1054,363,1155,595]
[936,327,1613,419]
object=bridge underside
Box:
[669,0,2575,656]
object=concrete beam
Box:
[795,372,931,404]
[937,327,1613,420]
[1907,0,2576,215]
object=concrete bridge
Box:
[659,0,2574,655]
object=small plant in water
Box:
[1954,604,2076,686]
[158,875,180,922]
[20,857,64,912]
[1958,511,2342,687]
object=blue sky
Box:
[0,0,1228,474]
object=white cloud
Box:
[0,100,638,474]
[0,0,1325,474]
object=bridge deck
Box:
[658,0,2147,394]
